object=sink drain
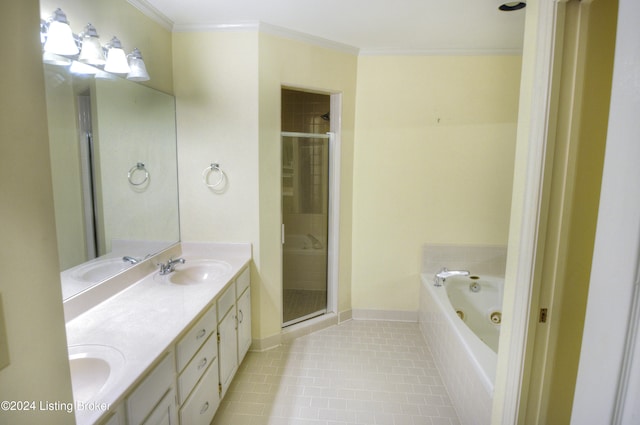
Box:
[490,311,502,324]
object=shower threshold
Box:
[283,309,327,328]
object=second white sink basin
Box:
[168,260,232,285]
[71,258,132,283]
[68,344,125,403]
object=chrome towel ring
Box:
[202,163,225,188]
[128,162,149,186]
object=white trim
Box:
[172,21,260,33]
[169,19,521,57]
[259,22,360,56]
[614,283,640,424]
[173,21,361,56]
[359,47,523,56]
[495,0,562,423]
[126,0,174,31]
[281,131,330,139]
[571,0,640,421]
[281,312,339,343]
[327,92,342,318]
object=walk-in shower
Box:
[281,88,331,327]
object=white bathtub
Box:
[283,234,327,291]
[419,272,503,425]
[445,274,503,353]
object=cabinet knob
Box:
[200,401,210,414]
[197,357,208,370]
[196,328,207,339]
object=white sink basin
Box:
[71,258,132,283]
[166,260,232,285]
[68,345,125,403]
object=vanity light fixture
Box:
[39,9,151,81]
[42,8,79,56]
[78,23,106,66]
[126,48,150,82]
[69,60,99,75]
[104,37,131,74]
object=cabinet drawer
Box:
[126,351,175,425]
[177,334,217,405]
[176,304,217,372]
[179,357,220,425]
[217,282,236,321]
[236,267,250,296]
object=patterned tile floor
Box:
[211,320,460,425]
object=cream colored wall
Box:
[351,55,521,311]
[257,34,358,341]
[0,1,75,424]
[173,31,259,245]
[40,0,173,94]
[174,31,357,342]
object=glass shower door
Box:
[282,132,330,327]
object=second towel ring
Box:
[202,163,225,188]
[128,162,149,186]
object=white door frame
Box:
[326,93,342,316]
[571,0,640,422]
[493,0,567,422]
[497,0,640,423]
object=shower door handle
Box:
[282,224,285,245]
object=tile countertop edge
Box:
[65,242,252,425]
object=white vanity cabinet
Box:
[175,304,220,425]
[217,267,251,397]
[126,351,177,425]
[140,388,177,425]
[236,268,251,362]
[98,404,125,425]
[217,281,238,397]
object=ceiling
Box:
[137,0,527,55]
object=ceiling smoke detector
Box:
[499,1,526,11]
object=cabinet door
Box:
[218,309,238,396]
[127,352,175,425]
[237,288,251,363]
[100,404,125,425]
[141,388,178,425]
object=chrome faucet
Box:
[159,258,186,275]
[434,267,470,287]
[122,256,140,264]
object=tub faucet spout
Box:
[434,267,470,287]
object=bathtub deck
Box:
[211,320,460,425]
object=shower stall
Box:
[281,88,331,327]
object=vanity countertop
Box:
[65,242,251,425]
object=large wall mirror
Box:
[43,55,180,300]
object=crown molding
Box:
[128,2,521,57]
[359,47,523,56]
[127,0,174,31]
[173,21,361,56]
